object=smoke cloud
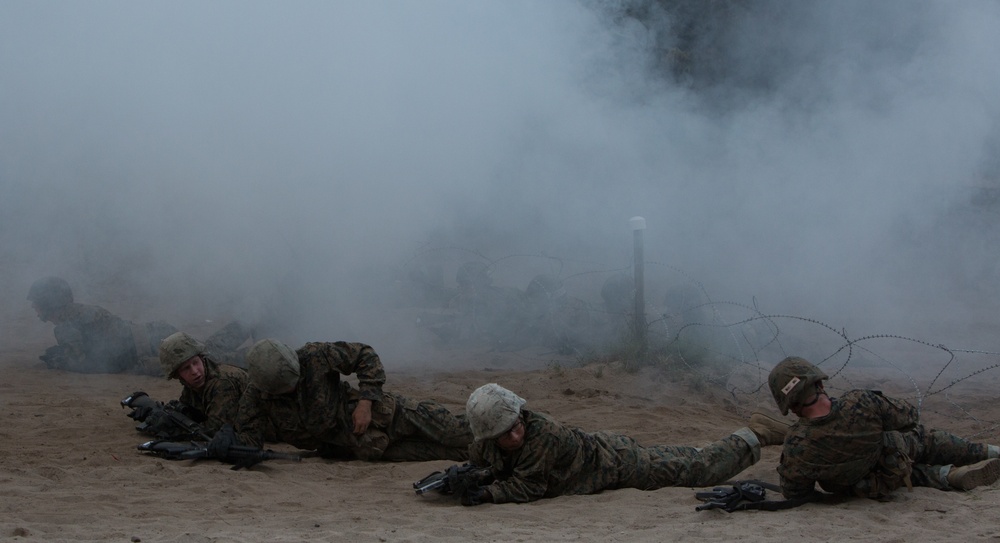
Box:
[3,1,999,360]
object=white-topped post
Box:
[630,216,647,350]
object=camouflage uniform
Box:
[178,357,253,436]
[237,341,471,461]
[778,390,990,499]
[40,302,251,376]
[469,409,760,504]
[47,303,139,373]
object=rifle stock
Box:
[138,440,302,470]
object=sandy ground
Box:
[4,304,1000,543]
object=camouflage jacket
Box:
[46,303,138,373]
[178,357,249,436]
[236,341,386,450]
[778,389,919,499]
[469,409,639,503]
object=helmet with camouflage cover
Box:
[158,332,206,379]
[768,356,829,416]
[27,276,74,315]
[466,383,526,441]
[246,339,301,395]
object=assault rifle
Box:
[121,391,210,441]
[137,439,302,470]
[123,392,302,470]
[694,480,820,512]
[413,463,493,495]
[696,481,768,512]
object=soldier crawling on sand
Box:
[28,276,253,375]
[453,383,789,505]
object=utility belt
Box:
[853,431,914,500]
[338,388,397,460]
[344,388,398,426]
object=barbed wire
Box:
[396,246,1000,439]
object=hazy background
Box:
[3,1,1000,359]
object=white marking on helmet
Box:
[781,376,801,396]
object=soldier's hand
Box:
[461,486,492,507]
[208,424,239,459]
[128,405,154,422]
[352,399,373,435]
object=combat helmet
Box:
[466,383,526,441]
[768,356,829,416]
[158,332,206,379]
[27,276,73,316]
[246,339,300,395]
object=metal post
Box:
[630,216,647,351]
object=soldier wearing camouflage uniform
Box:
[158,331,260,437]
[27,276,253,375]
[236,339,472,461]
[769,356,1000,500]
[458,383,789,505]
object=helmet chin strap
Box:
[796,384,825,410]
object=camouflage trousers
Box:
[381,395,472,462]
[903,427,989,490]
[619,429,759,490]
[331,393,472,462]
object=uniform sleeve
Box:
[483,423,576,504]
[869,391,919,432]
[51,323,92,372]
[235,386,267,448]
[300,342,386,401]
[197,378,245,436]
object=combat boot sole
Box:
[948,458,1000,491]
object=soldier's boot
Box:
[748,412,791,447]
[947,458,1000,491]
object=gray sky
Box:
[3,1,1000,356]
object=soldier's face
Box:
[789,385,823,417]
[31,302,59,323]
[496,418,526,452]
[177,356,206,390]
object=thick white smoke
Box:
[3,1,999,358]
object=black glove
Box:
[208,424,239,459]
[461,486,491,507]
[128,405,154,422]
[142,407,174,432]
